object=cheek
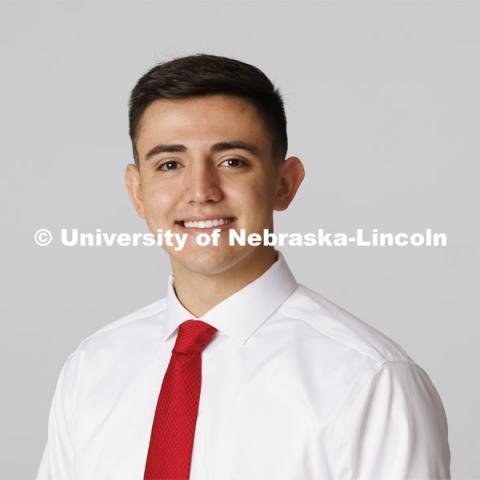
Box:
[142,184,176,223]
[234,183,276,223]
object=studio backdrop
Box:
[0,2,478,479]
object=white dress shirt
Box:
[37,251,450,480]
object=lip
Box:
[174,217,236,235]
[175,215,235,222]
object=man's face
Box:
[126,94,297,277]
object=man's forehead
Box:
[136,96,270,154]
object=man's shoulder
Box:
[72,297,167,359]
[95,297,167,334]
[279,283,413,366]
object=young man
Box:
[37,54,450,479]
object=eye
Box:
[157,160,181,171]
[220,158,247,168]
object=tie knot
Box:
[173,319,218,354]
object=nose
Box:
[184,161,222,204]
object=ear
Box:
[124,163,145,219]
[274,156,305,211]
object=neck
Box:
[171,246,277,317]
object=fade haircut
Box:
[128,53,288,165]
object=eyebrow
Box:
[144,141,260,161]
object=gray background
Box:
[1,1,478,479]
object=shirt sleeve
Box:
[36,351,79,480]
[327,361,451,480]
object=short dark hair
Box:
[128,53,288,165]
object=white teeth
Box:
[183,218,232,229]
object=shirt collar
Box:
[162,250,298,347]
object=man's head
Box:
[128,54,288,165]
[125,54,304,279]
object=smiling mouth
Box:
[175,217,236,229]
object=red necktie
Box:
[144,319,218,480]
